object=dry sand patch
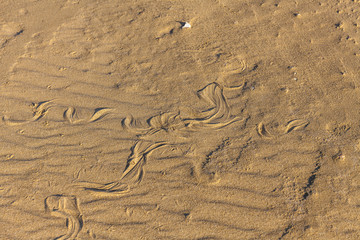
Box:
[1,0,360,239]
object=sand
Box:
[1,0,360,239]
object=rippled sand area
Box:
[1,0,360,239]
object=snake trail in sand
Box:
[1,82,241,198]
[44,195,83,240]
[75,82,241,196]
[74,141,167,196]
[63,107,113,124]
[122,82,241,134]
[2,100,53,126]
[183,82,241,129]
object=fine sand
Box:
[1,0,360,239]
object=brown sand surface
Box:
[1,0,360,239]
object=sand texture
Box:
[1,0,360,239]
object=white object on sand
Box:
[182,22,191,28]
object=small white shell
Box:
[182,22,191,28]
